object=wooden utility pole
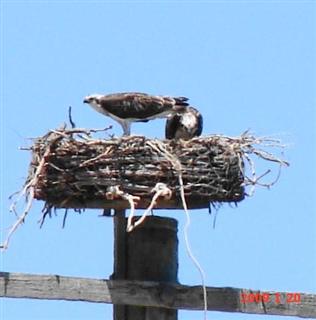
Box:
[112,211,178,320]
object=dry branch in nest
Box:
[2,126,288,249]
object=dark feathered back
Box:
[97,92,189,120]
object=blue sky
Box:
[1,1,315,319]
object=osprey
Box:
[165,106,203,140]
[83,92,189,135]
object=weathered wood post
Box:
[113,211,178,320]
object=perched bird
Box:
[165,106,203,140]
[83,92,189,135]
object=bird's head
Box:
[83,93,111,117]
[83,94,103,106]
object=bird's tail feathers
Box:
[174,96,190,106]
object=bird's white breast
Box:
[181,112,197,129]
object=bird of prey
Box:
[83,92,189,135]
[165,106,203,140]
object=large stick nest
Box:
[1,126,288,249]
[25,127,288,210]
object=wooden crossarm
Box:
[0,272,315,318]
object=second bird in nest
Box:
[165,106,203,140]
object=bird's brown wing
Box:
[195,111,203,136]
[165,114,182,139]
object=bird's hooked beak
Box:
[83,97,90,104]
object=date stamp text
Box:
[241,292,301,304]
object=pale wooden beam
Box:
[1,272,315,318]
